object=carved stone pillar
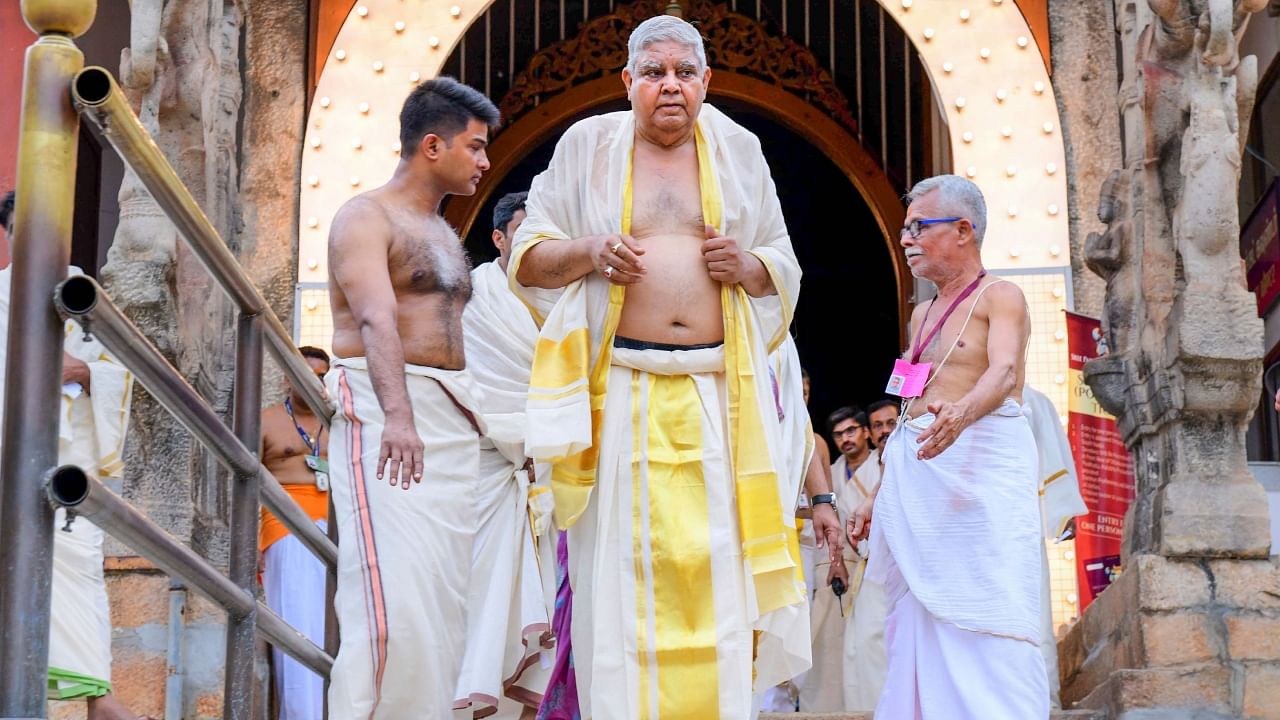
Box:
[1058,1,1280,717]
[93,0,304,716]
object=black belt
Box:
[613,335,724,352]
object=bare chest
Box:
[912,303,990,373]
[389,217,472,298]
[630,156,704,239]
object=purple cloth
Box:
[536,531,580,720]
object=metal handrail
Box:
[46,466,333,676]
[55,275,338,568]
[3,12,339,715]
[69,66,334,427]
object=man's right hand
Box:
[378,416,424,490]
[594,234,646,285]
[848,495,874,543]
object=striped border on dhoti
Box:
[337,368,389,712]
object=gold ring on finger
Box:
[610,241,623,254]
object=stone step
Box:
[757,707,1111,712]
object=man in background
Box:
[458,191,556,717]
[259,346,331,719]
[802,406,870,711]
[843,398,895,710]
[2,191,140,719]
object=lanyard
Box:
[911,271,987,364]
[284,397,323,457]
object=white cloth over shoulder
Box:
[867,399,1042,644]
[1023,385,1087,541]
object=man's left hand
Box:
[811,501,843,563]
[916,400,972,460]
[702,225,754,284]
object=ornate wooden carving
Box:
[498,0,858,134]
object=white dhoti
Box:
[47,508,112,699]
[801,453,874,712]
[326,358,484,719]
[263,519,329,719]
[867,400,1048,719]
[842,578,888,710]
[457,259,555,716]
[843,450,887,711]
[454,444,551,716]
[800,551,856,712]
[30,266,133,700]
[568,345,806,720]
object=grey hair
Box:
[627,15,708,74]
[905,174,988,247]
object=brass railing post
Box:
[0,1,95,714]
[226,313,264,719]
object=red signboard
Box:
[1242,179,1280,314]
[1065,311,1135,610]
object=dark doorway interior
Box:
[455,100,902,446]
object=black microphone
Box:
[831,576,847,617]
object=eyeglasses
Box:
[900,217,962,240]
[833,425,865,438]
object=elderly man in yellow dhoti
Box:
[457,191,557,717]
[511,14,833,718]
[1023,384,1088,710]
[850,175,1049,719]
[0,261,132,715]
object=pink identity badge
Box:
[886,358,931,398]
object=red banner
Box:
[1241,179,1280,314]
[1065,311,1135,610]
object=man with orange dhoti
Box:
[259,346,332,718]
[511,15,826,718]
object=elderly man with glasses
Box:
[849,174,1049,719]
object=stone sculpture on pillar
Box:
[1060,1,1280,717]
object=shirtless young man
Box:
[259,347,330,719]
[848,175,1049,719]
[325,77,499,718]
[509,15,838,718]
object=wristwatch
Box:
[811,493,836,509]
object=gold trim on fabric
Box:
[547,152,632,528]
[508,235,556,327]
[630,370,652,718]
[745,250,794,354]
